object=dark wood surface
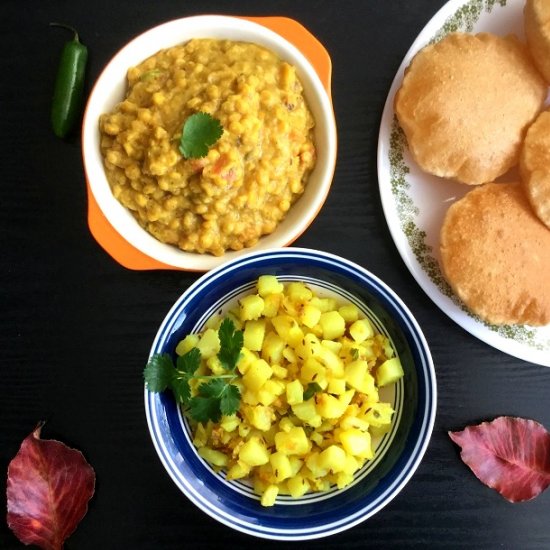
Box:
[2,1,549,548]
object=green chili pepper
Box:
[50,23,88,138]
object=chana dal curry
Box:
[99,39,316,256]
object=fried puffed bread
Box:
[525,0,550,83]
[440,183,550,326]
[395,32,546,185]
[520,110,550,230]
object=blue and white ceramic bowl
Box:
[145,248,436,540]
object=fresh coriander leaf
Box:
[198,377,227,399]
[351,348,360,360]
[220,384,241,417]
[218,318,243,372]
[171,376,191,405]
[188,395,223,423]
[303,382,323,401]
[176,347,201,375]
[179,112,223,159]
[144,353,174,392]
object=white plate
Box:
[377,0,550,367]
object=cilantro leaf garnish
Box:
[144,319,243,423]
[179,112,223,159]
[303,382,323,401]
[217,318,243,372]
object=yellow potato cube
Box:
[246,405,274,431]
[376,357,404,387]
[239,294,265,321]
[270,452,293,482]
[243,320,266,351]
[260,484,279,507]
[316,393,347,419]
[364,402,394,428]
[344,360,376,393]
[272,364,288,379]
[237,347,257,375]
[275,427,311,455]
[335,471,354,489]
[318,445,346,473]
[286,281,313,302]
[196,328,220,359]
[310,296,337,312]
[349,318,374,343]
[261,332,285,363]
[257,275,284,297]
[198,447,228,468]
[286,379,304,405]
[175,333,199,356]
[262,293,282,317]
[339,304,360,323]
[271,315,304,347]
[279,417,295,433]
[305,452,329,477]
[287,475,310,498]
[300,358,327,388]
[226,460,251,480]
[239,436,270,466]
[317,345,344,377]
[319,311,346,340]
[243,358,273,391]
[220,415,240,432]
[327,377,346,395]
[339,428,373,459]
[292,399,322,427]
[300,304,322,328]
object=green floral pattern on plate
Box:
[389,0,550,351]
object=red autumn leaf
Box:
[6,423,96,550]
[449,416,550,503]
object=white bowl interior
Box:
[82,15,337,270]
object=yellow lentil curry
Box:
[99,39,316,256]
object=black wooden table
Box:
[2,1,549,548]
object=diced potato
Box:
[286,281,313,302]
[300,304,321,328]
[271,315,304,347]
[261,484,279,507]
[279,417,295,433]
[287,475,309,498]
[246,405,273,431]
[286,379,304,405]
[226,460,251,480]
[239,294,265,321]
[339,428,373,459]
[220,415,240,432]
[292,400,322,427]
[335,471,354,489]
[319,311,346,340]
[196,328,220,359]
[175,333,199,356]
[310,296,337,312]
[316,393,347,419]
[364,402,394,428]
[239,436,270,466]
[318,445,346,473]
[376,357,404,387]
[339,303,360,323]
[272,364,288,379]
[237,347,257,375]
[270,452,293,482]
[198,447,228,468]
[262,293,282,317]
[344,360,376,393]
[275,427,311,455]
[316,345,344,377]
[327,377,346,395]
[257,275,284,297]
[305,452,329,478]
[243,320,266,351]
[300,358,327,389]
[261,331,285,364]
[349,318,374,343]
[243,358,273,391]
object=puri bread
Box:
[520,110,550,230]
[524,0,550,82]
[395,32,546,185]
[440,182,550,326]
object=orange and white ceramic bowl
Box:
[82,15,337,271]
